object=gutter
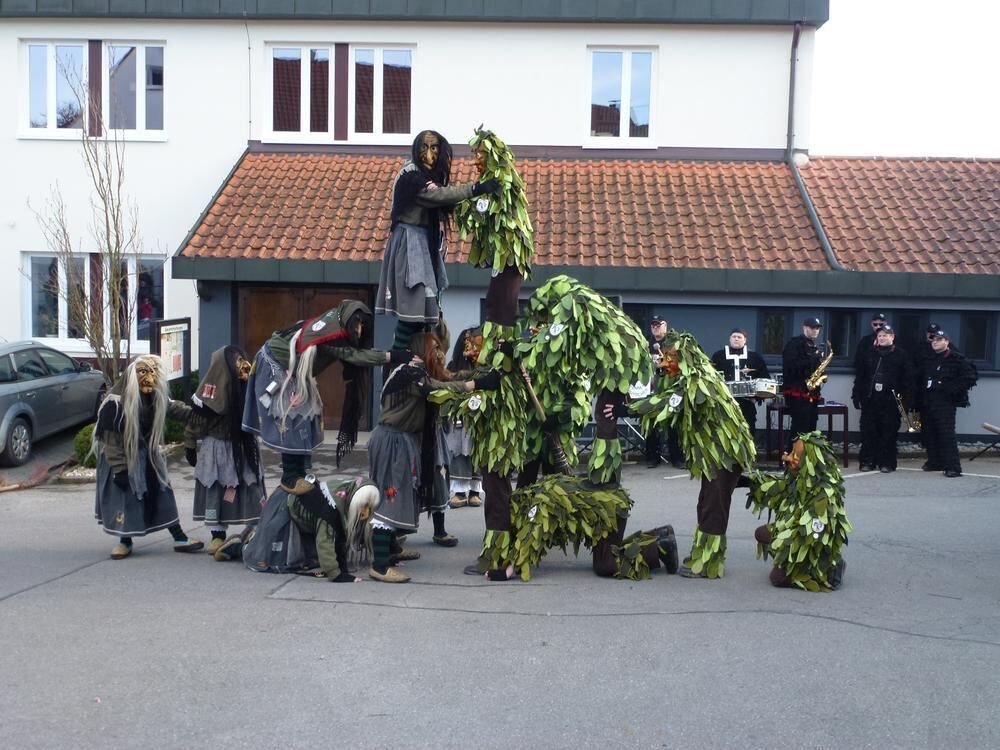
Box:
[785,22,844,271]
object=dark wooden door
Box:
[238,286,373,430]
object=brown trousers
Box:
[696,466,742,536]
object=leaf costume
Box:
[630,331,757,578]
[748,432,851,591]
[454,126,534,278]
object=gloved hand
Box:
[473,370,502,392]
[185,447,198,467]
[601,402,630,421]
[388,349,415,365]
[113,471,130,490]
[472,178,500,196]
[852,399,862,411]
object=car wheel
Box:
[2,417,33,467]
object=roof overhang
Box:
[172,256,1000,302]
[0,0,830,26]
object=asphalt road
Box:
[1,450,999,749]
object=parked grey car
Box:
[0,341,107,466]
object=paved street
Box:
[1,448,999,749]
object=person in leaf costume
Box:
[472,276,677,581]
[630,331,758,579]
[747,432,850,591]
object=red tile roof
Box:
[179,151,828,271]
[800,158,1000,274]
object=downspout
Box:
[786,22,844,271]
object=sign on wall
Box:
[150,317,191,387]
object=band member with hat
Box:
[851,325,914,473]
[782,317,825,451]
[711,328,770,437]
[915,330,977,478]
[853,312,888,371]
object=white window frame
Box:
[348,44,414,144]
[584,46,657,149]
[101,41,168,142]
[22,253,167,356]
[18,40,88,140]
[263,43,336,144]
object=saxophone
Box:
[806,341,833,391]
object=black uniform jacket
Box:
[782,335,822,398]
[917,348,977,409]
[710,347,770,383]
[852,345,914,406]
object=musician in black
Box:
[851,326,914,473]
[711,328,770,437]
[646,315,684,469]
[852,312,888,371]
[915,330,977,478]
[781,317,824,451]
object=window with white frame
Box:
[26,42,86,132]
[23,40,165,136]
[352,46,412,136]
[24,254,165,348]
[269,45,333,135]
[105,43,165,132]
[588,48,653,142]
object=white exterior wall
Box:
[0,18,811,367]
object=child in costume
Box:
[445,327,485,508]
[748,432,850,591]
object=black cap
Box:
[650,315,665,325]
[927,323,941,333]
[803,317,822,328]
[932,330,949,340]
[878,324,894,335]
[871,313,887,321]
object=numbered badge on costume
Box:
[527,505,538,521]
[468,395,483,411]
[875,383,883,392]
[668,392,683,412]
[475,197,490,214]
[311,319,326,332]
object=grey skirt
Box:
[369,425,421,531]
[375,223,447,323]
[193,436,265,525]
[93,454,179,537]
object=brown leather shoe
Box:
[466,494,483,507]
[369,567,411,583]
[110,542,132,560]
[448,493,468,508]
[206,537,226,555]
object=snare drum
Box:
[753,378,779,399]
[727,380,756,398]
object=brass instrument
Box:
[892,389,921,433]
[806,341,833,391]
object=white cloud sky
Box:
[810,0,1000,158]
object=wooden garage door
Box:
[238,286,374,430]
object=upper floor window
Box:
[352,46,412,137]
[23,40,165,138]
[588,48,654,145]
[270,46,331,135]
[105,43,165,132]
[26,42,85,132]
